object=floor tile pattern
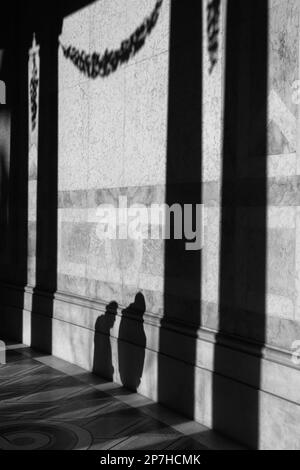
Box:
[0,343,243,450]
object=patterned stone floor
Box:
[0,342,243,450]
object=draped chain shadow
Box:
[60,0,163,78]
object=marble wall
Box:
[48,0,300,350]
[2,0,300,449]
[55,0,170,315]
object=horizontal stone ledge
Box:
[1,291,300,405]
[27,308,300,406]
[0,281,297,367]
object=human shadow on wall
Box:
[213,0,268,448]
[118,293,146,392]
[158,0,202,419]
[30,0,159,354]
[93,301,118,381]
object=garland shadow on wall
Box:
[59,0,163,78]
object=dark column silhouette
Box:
[0,116,10,279]
[30,0,95,353]
[213,0,268,448]
[158,0,202,419]
[118,293,146,392]
[0,3,30,341]
[93,301,118,381]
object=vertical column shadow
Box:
[158,0,203,419]
[31,10,60,353]
[213,0,268,448]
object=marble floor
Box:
[0,342,244,450]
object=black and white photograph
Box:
[0,0,298,457]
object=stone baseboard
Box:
[0,282,299,449]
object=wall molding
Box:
[0,281,296,371]
[1,279,300,449]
